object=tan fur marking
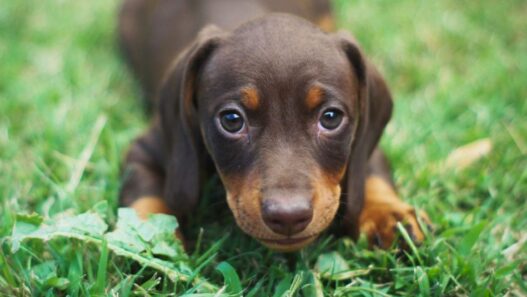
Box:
[310,170,341,233]
[241,87,260,110]
[130,196,172,220]
[359,176,428,249]
[220,167,342,251]
[317,14,336,32]
[306,86,323,110]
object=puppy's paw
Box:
[359,203,429,249]
[360,177,430,249]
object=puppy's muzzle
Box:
[261,189,313,236]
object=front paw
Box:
[359,200,430,249]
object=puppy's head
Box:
[159,14,371,252]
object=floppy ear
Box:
[157,25,226,218]
[335,31,394,238]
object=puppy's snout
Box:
[261,192,313,236]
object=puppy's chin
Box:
[258,235,318,252]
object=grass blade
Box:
[92,239,109,295]
[216,261,242,296]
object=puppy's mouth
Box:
[257,234,319,252]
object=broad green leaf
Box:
[105,209,184,257]
[11,213,43,252]
[8,207,210,289]
[57,212,108,236]
[147,213,179,241]
[11,211,108,253]
[105,227,147,254]
[136,221,158,242]
[105,208,149,253]
[315,252,350,278]
[152,241,178,258]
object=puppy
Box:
[118,0,428,252]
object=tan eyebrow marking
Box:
[317,14,336,33]
[306,85,324,110]
[241,87,260,110]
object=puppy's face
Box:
[196,16,361,251]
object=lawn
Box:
[0,0,526,296]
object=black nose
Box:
[261,193,313,236]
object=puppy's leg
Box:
[120,125,185,242]
[359,149,430,248]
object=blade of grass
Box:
[92,238,109,295]
[396,222,424,266]
[215,261,242,296]
[65,114,107,195]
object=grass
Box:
[0,0,526,295]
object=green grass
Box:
[1,0,526,295]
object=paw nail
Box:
[373,233,383,247]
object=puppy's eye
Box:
[319,108,344,130]
[220,110,244,133]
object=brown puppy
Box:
[118,0,428,252]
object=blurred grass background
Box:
[0,0,526,295]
